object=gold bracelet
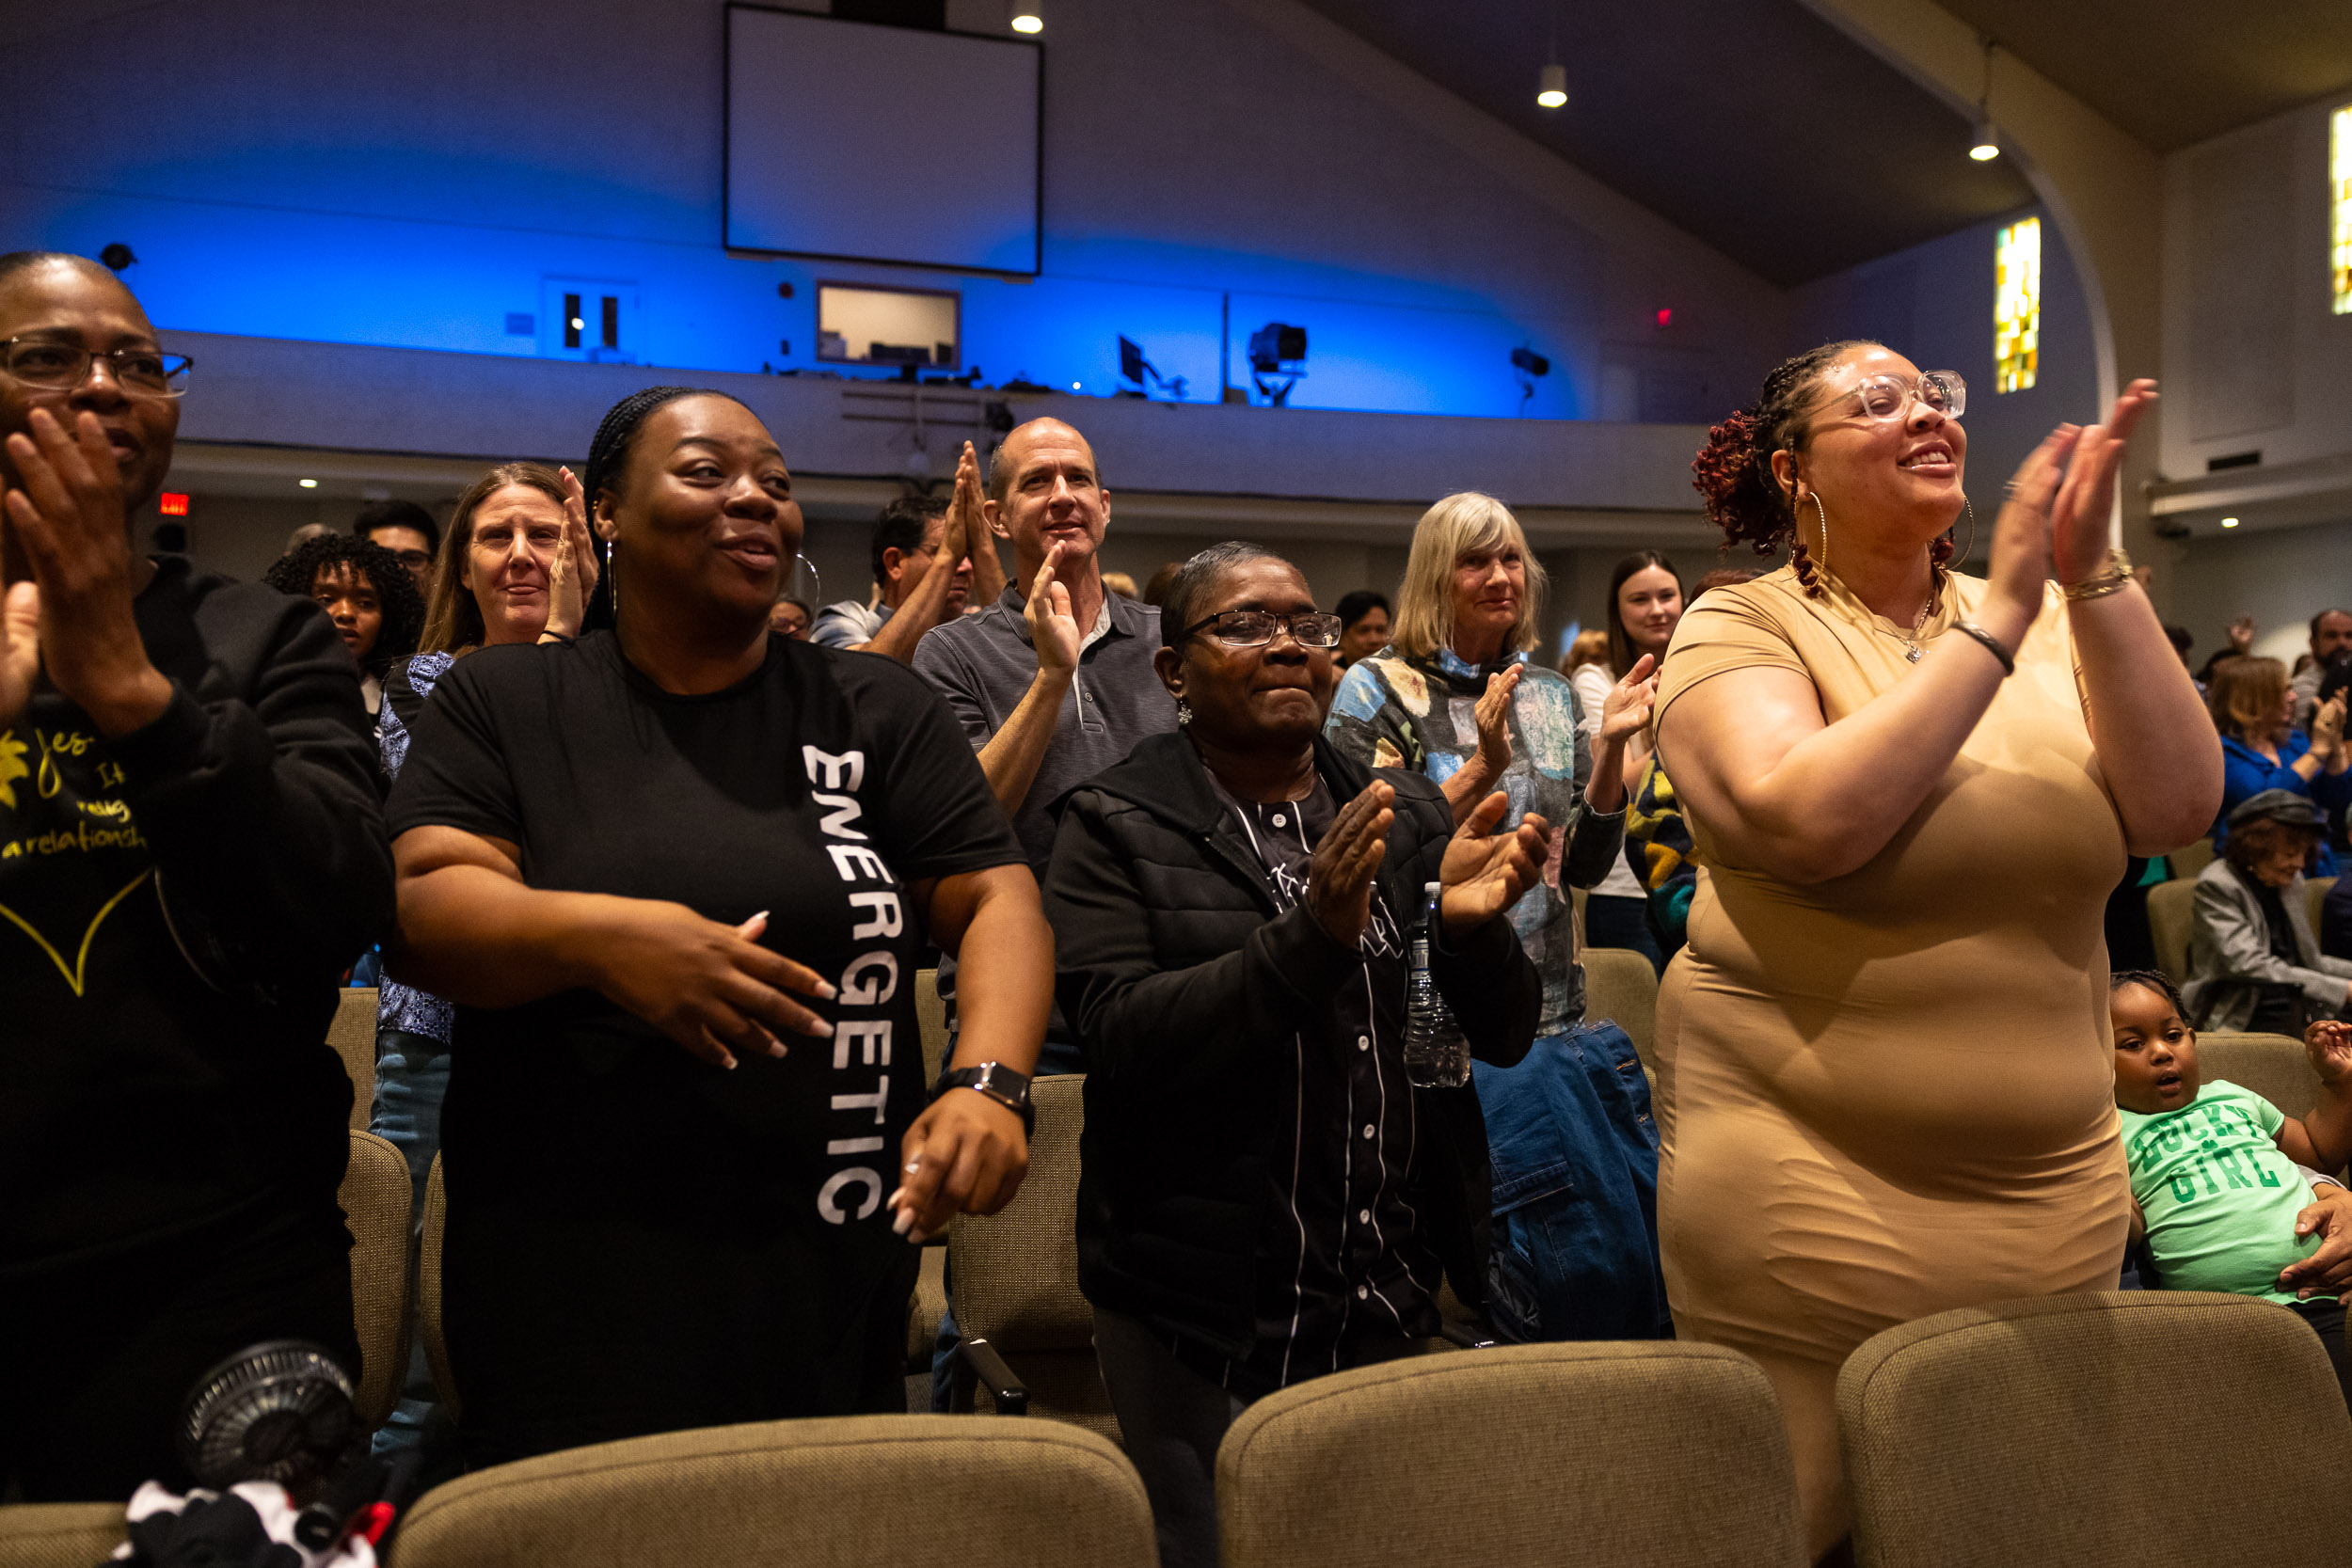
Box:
[2061,546,2135,602]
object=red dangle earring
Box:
[1789,491,1828,600]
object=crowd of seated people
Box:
[15,246,2352,1568]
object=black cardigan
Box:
[1041,730,1540,1359]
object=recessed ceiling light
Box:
[2220,516,2240,528]
[1537,62,1567,109]
[1010,1,1041,33]
[299,478,318,489]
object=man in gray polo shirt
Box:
[914,415,1174,1072]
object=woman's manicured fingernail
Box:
[886,1187,905,1208]
[801,1018,834,1038]
[766,1035,787,1058]
[814,979,837,1000]
[892,1207,914,1235]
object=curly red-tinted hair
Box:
[1690,341,1873,556]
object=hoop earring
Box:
[1959,499,1976,569]
[1810,492,1831,585]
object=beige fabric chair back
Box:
[344,1128,412,1429]
[915,967,949,1085]
[330,986,378,1132]
[2307,875,2336,936]
[388,1414,1155,1568]
[2199,1030,2328,1126]
[1839,1291,2351,1568]
[2168,837,2217,881]
[948,1075,1115,1440]
[2198,1031,2321,1120]
[1217,1341,1804,1568]
[1582,946,1660,1082]
[420,1153,458,1419]
[0,1503,126,1568]
[2147,878,2195,987]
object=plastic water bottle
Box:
[1403,880,1470,1088]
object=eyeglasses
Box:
[0,338,192,398]
[1178,610,1345,649]
[382,548,434,570]
[1816,370,1965,423]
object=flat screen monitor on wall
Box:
[724,6,1041,275]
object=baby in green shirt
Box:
[2109,969,2352,1409]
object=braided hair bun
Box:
[1689,340,1872,557]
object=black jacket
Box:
[1041,731,1540,1358]
[2,557,393,1274]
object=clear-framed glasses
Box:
[1820,370,1965,422]
[1178,609,1345,649]
[0,338,193,398]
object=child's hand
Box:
[2304,1020,2352,1086]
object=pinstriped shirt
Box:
[1177,774,1440,1397]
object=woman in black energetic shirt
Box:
[387,386,1051,1465]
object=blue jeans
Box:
[1474,1022,1670,1342]
[369,1028,455,1463]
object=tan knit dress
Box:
[1652,566,2130,1557]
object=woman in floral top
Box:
[1325,492,1669,1341]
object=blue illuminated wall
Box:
[0,0,1785,425]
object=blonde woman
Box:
[1325,491,1667,1345]
[2207,655,2351,876]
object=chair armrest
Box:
[953,1336,1030,1415]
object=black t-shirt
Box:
[386,632,1022,1269]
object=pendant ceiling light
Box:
[1010,0,1042,34]
[1968,40,2001,161]
[1535,3,1565,108]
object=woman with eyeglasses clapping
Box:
[1045,542,1547,1568]
[1665,343,2213,1560]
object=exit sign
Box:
[159,492,189,515]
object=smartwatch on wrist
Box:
[932,1062,1035,1136]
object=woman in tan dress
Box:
[1655,341,2218,1560]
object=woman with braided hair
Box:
[1655,341,2216,1559]
[385,386,1049,1463]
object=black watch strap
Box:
[932,1063,1035,1136]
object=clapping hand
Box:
[2227,615,2256,657]
[2047,380,2157,588]
[0,407,172,736]
[1439,791,1549,934]
[2311,692,2347,761]
[544,466,602,640]
[1597,654,1658,747]
[1470,664,1519,779]
[1025,541,1082,676]
[1307,780,1394,947]
[0,564,38,730]
[946,441,982,566]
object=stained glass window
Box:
[1994,216,2041,393]
[2332,105,2352,315]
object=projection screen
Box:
[724,6,1041,275]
